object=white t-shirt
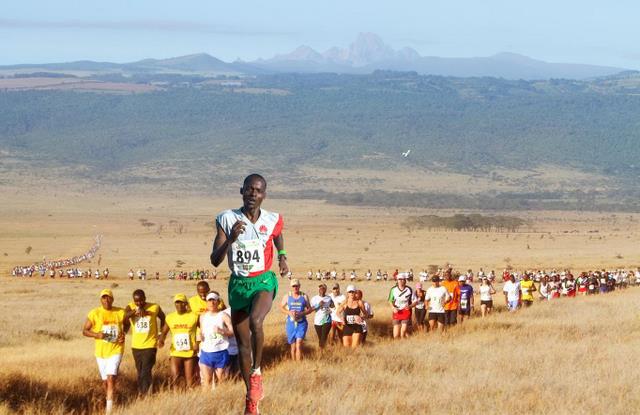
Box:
[200,312,229,353]
[479,284,493,302]
[503,280,521,302]
[389,286,413,310]
[310,294,333,326]
[330,293,346,323]
[426,286,449,313]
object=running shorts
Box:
[507,300,519,310]
[480,300,493,308]
[343,323,363,336]
[428,312,445,324]
[459,308,471,316]
[393,308,412,321]
[199,349,230,369]
[96,354,122,380]
[286,319,308,344]
[228,271,278,313]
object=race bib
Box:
[173,333,191,351]
[102,325,119,343]
[231,239,264,273]
[589,284,595,290]
[205,332,224,347]
[460,298,468,309]
[134,316,150,334]
[346,315,357,324]
[522,288,529,294]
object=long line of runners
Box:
[84,267,639,413]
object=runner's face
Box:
[398,279,406,288]
[241,179,266,210]
[292,285,300,294]
[175,301,187,313]
[319,286,326,296]
[197,285,209,299]
[207,298,217,311]
[101,295,113,309]
[133,295,145,308]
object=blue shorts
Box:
[285,319,308,344]
[507,300,519,311]
[199,349,230,369]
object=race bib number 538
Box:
[232,239,264,273]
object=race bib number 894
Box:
[232,239,264,273]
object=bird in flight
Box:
[402,149,411,157]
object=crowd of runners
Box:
[10,234,103,277]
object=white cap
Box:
[346,284,356,293]
[206,292,220,301]
[396,273,407,280]
[458,275,466,282]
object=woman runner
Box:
[199,291,234,390]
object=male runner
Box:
[210,174,288,415]
[83,289,129,414]
[125,289,165,395]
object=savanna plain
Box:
[1,185,640,414]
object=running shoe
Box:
[244,397,259,415]
[248,372,264,401]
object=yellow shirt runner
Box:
[520,280,535,301]
[165,311,199,358]
[128,302,162,349]
[87,306,126,358]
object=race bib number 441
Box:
[232,239,264,273]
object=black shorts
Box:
[343,324,363,336]
[480,300,493,308]
[445,310,457,325]
[459,308,471,316]
[428,312,445,324]
[414,308,426,324]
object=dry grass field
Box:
[1,277,640,415]
[2,184,640,414]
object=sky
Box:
[2,0,639,69]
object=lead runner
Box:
[210,174,288,415]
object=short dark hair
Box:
[133,289,145,299]
[196,281,210,289]
[243,174,267,190]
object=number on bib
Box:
[173,333,191,351]
[232,239,265,273]
[135,317,150,334]
[102,325,119,343]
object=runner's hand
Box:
[392,307,399,314]
[95,332,105,340]
[279,257,289,277]
[229,220,246,243]
[116,332,125,344]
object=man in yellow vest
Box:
[125,289,165,394]
[83,289,129,414]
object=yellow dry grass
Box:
[1,277,639,414]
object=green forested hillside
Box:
[1,72,640,178]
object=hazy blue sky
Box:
[2,0,639,68]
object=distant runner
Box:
[457,276,474,323]
[310,283,334,349]
[503,275,521,311]
[442,270,460,326]
[388,273,413,339]
[520,273,536,307]
[209,174,288,415]
[329,283,346,344]
[279,279,311,360]
[82,289,129,414]
[426,276,449,333]
[412,283,427,331]
[125,289,165,395]
[339,284,366,348]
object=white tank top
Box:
[479,284,493,301]
[200,312,229,353]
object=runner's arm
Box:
[82,318,103,339]
[220,313,234,337]
[273,233,289,277]
[279,295,292,317]
[157,308,166,330]
[158,323,169,348]
[210,222,230,267]
[302,294,313,316]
